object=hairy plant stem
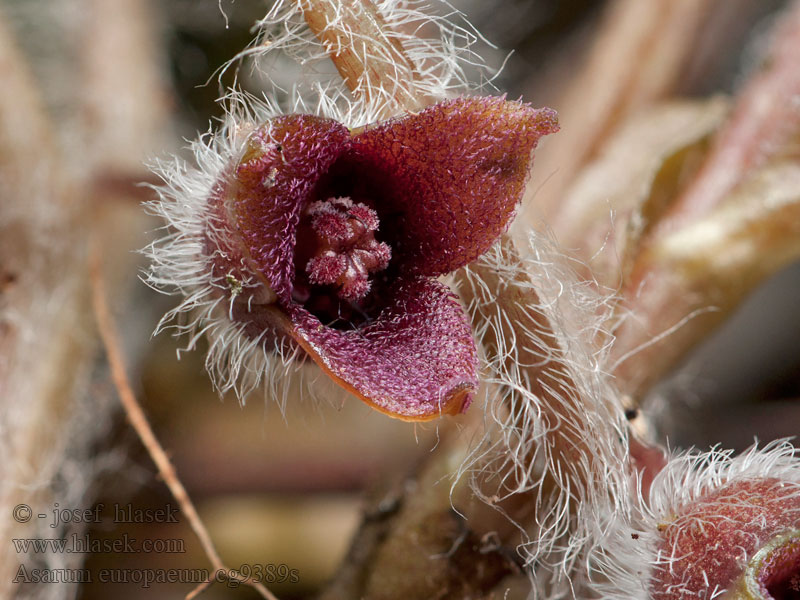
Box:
[300,0,425,118]
[0,13,91,596]
[516,0,800,406]
[298,1,619,596]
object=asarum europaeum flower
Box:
[587,442,800,600]
[146,96,558,420]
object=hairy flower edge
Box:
[581,441,800,600]
[143,96,558,420]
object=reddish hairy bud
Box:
[651,478,800,599]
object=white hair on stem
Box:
[453,228,632,598]
[142,93,307,411]
[226,0,498,124]
[581,440,800,599]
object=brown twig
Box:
[88,239,278,600]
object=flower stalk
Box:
[296,0,631,593]
[528,0,725,226]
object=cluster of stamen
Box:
[304,197,391,301]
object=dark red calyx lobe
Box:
[349,96,560,277]
[225,115,351,302]
[302,197,391,301]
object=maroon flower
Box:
[185,96,557,420]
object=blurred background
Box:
[1,0,799,598]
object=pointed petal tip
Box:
[363,380,477,422]
[531,105,560,136]
[463,94,559,138]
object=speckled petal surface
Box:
[228,114,350,300]
[349,96,559,276]
[289,278,479,421]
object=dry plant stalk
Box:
[527,0,723,225]
[88,243,277,600]
[515,0,800,404]
[81,0,167,173]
